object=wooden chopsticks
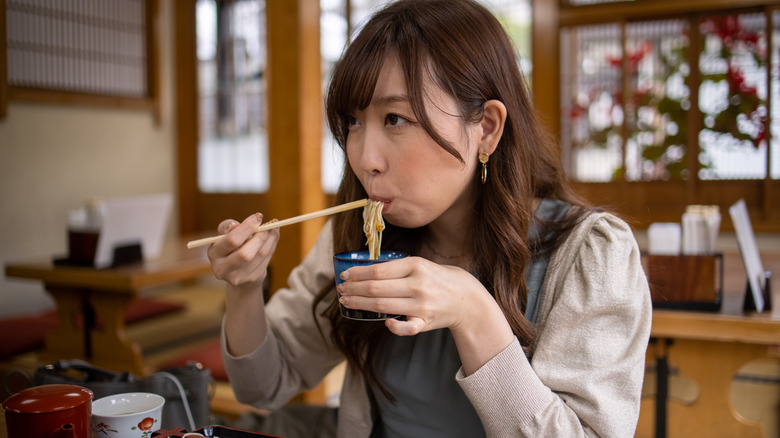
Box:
[186,199,369,249]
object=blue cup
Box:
[333,251,408,320]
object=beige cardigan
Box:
[222,212,652,437]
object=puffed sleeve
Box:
[457,212,652,437]
[221,220,346,411]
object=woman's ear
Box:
[479,100,507,155]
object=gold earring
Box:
[479,152,489,184]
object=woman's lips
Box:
[368,194,391,204]
[367,196,392,215]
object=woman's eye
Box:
[386,113,407,126]
[346,115,359,128]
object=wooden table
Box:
[641,310,780,438]
[636,251,780,438]
[4,238,213,376]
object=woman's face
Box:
[346,55,482,230]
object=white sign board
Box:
[94,193,173,268]
[728,199,766,312]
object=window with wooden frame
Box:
[549,0,779,232]
[0,0,160,121]
[195,0,268,193]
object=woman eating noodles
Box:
[206,1,652,436]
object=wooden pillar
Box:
[531,0,560,138]
[175,0,198,235]
[266,0,326,299]
[266,0,327,405]
[0,0,7,120]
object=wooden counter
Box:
[651,310,780,345]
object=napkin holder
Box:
[54,229,142,268]
[643,253,723,311]
[743,268,772,312]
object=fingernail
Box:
[227,221,239,232]
[254,213,263,222]
[339,296,347,305]
[339,271,348,281]
[336,283,345,293]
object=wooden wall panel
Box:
[574,181,779,232]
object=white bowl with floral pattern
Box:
[92,392,165,438]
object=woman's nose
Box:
[354,130,388,176]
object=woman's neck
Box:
[422,214,472,269]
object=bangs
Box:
[325,2,465,163]
[326,28,390,148]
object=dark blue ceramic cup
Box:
[333,250,408,320]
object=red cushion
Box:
[0,298,185,359]
[0,312,58,359]
[160,338,227,381]
[123,297,185,324]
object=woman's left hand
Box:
[337,256,515,373]
[337,256,500,336]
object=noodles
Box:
[363,200,385,260]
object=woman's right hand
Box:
[207,213,280,294]
[208,213,279,356]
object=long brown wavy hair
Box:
[314,0,592,399]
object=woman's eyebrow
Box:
[370,93,409,106]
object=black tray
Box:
[152,426,284,438]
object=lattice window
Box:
[561,11,779,182]
[698,13,768,180]
[625,19,690,181]
[6,0,150,98]
[560,23,623,181]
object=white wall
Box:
[0,2,176,318]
